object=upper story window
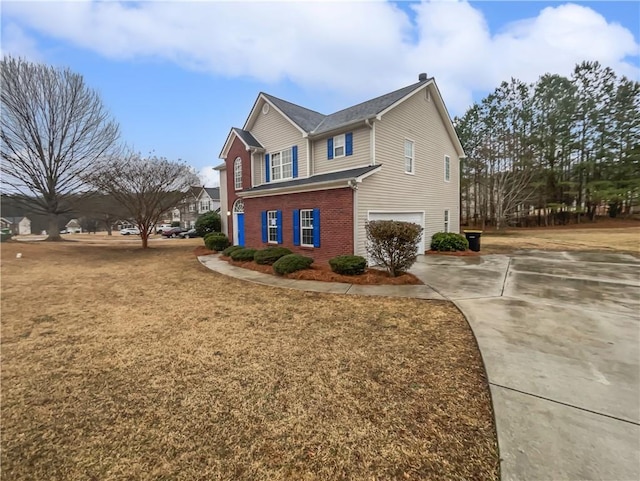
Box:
[234,157,242,190]
[404,139,414,174]
[199,200,210,213]
[334,134,345,158]
[444,155,451,182]
[188,203,195,212]
[271,148,292,181]
[327,133,353,160]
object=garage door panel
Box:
[368,211,425,253]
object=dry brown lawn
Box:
[479,225,640,255]
[1,238,499,481]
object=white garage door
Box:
[368,211,425,254]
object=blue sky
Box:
[2,1,639,186]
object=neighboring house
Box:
[175,186,204,229]
[215,73,465,263]
[1,216,31,235]
[65,219,82,234]
[197,187,221,215]
[170,186,221,229]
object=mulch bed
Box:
[220,256,423,285]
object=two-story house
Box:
[215,73,465,263]
[169,186,221,229]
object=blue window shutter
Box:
[276,210,283,244]
[312,208,321,248]
[345,132,353,156]
[261,211,268,243]
[265,154,270,183]
[327,138,333,160]
[292,146,298,178]
[293,209,300,246]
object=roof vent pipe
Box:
[418,73,428,81]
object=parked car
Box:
[155,224,173,234]
[120,227,140,235]
[161,227,185,238]
[178,228,200,239]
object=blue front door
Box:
[236,213,245,247]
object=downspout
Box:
[365,118,375,165]
[306,138,311,177]
[350,179,359,256]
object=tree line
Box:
[1,56,198,247]
[455,60,640,229]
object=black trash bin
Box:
[464,231,482,252]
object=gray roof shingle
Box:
[244,165,381,193]
[232,128,263,149]
[203,187,220,200]
[260,79,429,136]
[261,93,326,133]
[312,80,428,134]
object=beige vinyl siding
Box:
[354,86,460,257]
[219,169,228,236]
[312,127,371,175]
[249,99,307,184]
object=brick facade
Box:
[225,136,252,243]
[243,188,354,264]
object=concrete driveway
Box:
[411,251,640,481]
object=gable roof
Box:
[203,187,220,200]
[219,127,265,159]
[260,93,326,133]
[3,216,27,224]
[312,80,428,135]
[232,128,262,149]
[238,75,465,157]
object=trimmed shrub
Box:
[171,221,181,227]
[204,232,230,251]
[365,220,423,277]
[221,245,242,257]
[430,232,468,252]
[230,248,257,262]
[273,254,314,275]
[329,255,367,276]
[254,247,293,265]
[195,211,222,237]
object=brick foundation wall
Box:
[225,137,252,243]
[243,188,354,264]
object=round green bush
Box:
[254,247,293,265]
[221,245,243,257]
[204,232,230,251]
[230,248,257,262]
[272,254,314,275]
[430,232,468,252]
[328,255,367,275]
[195,211,221,237]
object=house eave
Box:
[237,179,349,198]
[308,118,374,139]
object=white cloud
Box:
[0,23,43,61]
[2,1,638,114]
[198,166,219,188]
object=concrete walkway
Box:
[198,251,640,481]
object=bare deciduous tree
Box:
[85,152,199,248]
[0,56,120,240]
